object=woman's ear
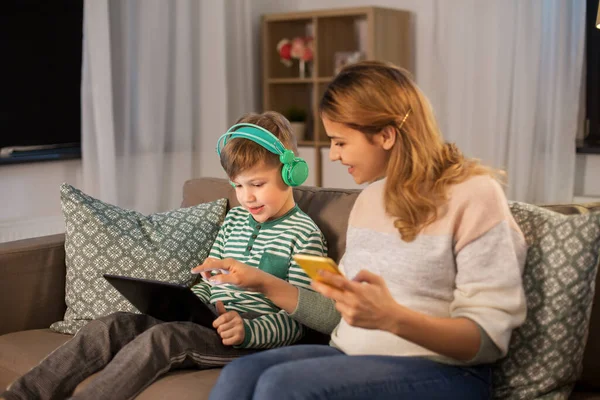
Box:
[378,126,396,150]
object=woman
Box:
[204,61,527,399]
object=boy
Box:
[192,111,327,349]
[2,111,327,400]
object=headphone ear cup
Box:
[282,158,309,187]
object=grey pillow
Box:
[50,184,227,334]
[493,202,600,399]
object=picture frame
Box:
[334,51,364,75]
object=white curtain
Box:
[224,0,301,121]
[421,0,586,203]
[81,0,229,214]
[82,0,586,207]
[81,0,297,213]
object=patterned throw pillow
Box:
[493,202,600,399]
[50,184,227,335]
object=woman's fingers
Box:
[316,270,352,289]
[352,269,384,285]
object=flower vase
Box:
[299,60,308,79]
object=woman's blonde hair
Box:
[319,61,502,241]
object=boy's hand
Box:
[192,258,274,292]
[213,301,245,346]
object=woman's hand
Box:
[213,301,245,346]
[315,269,483,361]
[312,269,405,333]
[191,258,273,292]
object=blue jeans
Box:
[209,345,492,400]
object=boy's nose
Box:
[243,190,256,202]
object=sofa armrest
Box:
[0,234,67,335]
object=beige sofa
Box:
[1,177,600,399]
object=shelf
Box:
[268,78,313,84]
[263,7,413,186]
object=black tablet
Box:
[103,274,218,329]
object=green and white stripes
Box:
[191,205,327,349]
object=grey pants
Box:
[2,312,257,400]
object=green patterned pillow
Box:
[493,202,600,399]
[50,184,227,335]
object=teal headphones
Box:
[216,123,309,187]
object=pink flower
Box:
[290,37,305,59]
[302,47,313,62]
[277,36,314,66]
[277,39,292,66]
[305,37,314,51]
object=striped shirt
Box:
[191,205,327,349]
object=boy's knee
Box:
[94,311,135,327]
[90,312,154,336]
[142,322,185,345]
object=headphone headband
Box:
[216,123,286,157]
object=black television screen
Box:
[0,0,83,151]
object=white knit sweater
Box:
[330,175,527,363]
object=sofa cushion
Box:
[72,368,221,400]
[0,330,221,399]
[0,330,71,378]
[51,184,227,335]
[114,369,220,400]
[493,203,600,399]
[181,178,360,263]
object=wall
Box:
[0,160,82,242]
[574,154,600,203]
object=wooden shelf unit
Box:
[262,7,413,186]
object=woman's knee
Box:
[254,364,298,398]
[217,356,255,381]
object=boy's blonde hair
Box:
[320,61,501,242]
[220,111,298,180]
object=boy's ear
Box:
[378,126,396,150]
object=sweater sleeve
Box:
[290,287,341,334]
[287,228,340,334]
[450,179,527,361]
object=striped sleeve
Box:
[287,229,328,290]
[207,211,232,260]
[237,311,305,349]
[236,226,327,349]
[190,280,211,303]
[192,212,231,302]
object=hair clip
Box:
[398,109,411,130]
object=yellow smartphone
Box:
[293,254,342,282]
